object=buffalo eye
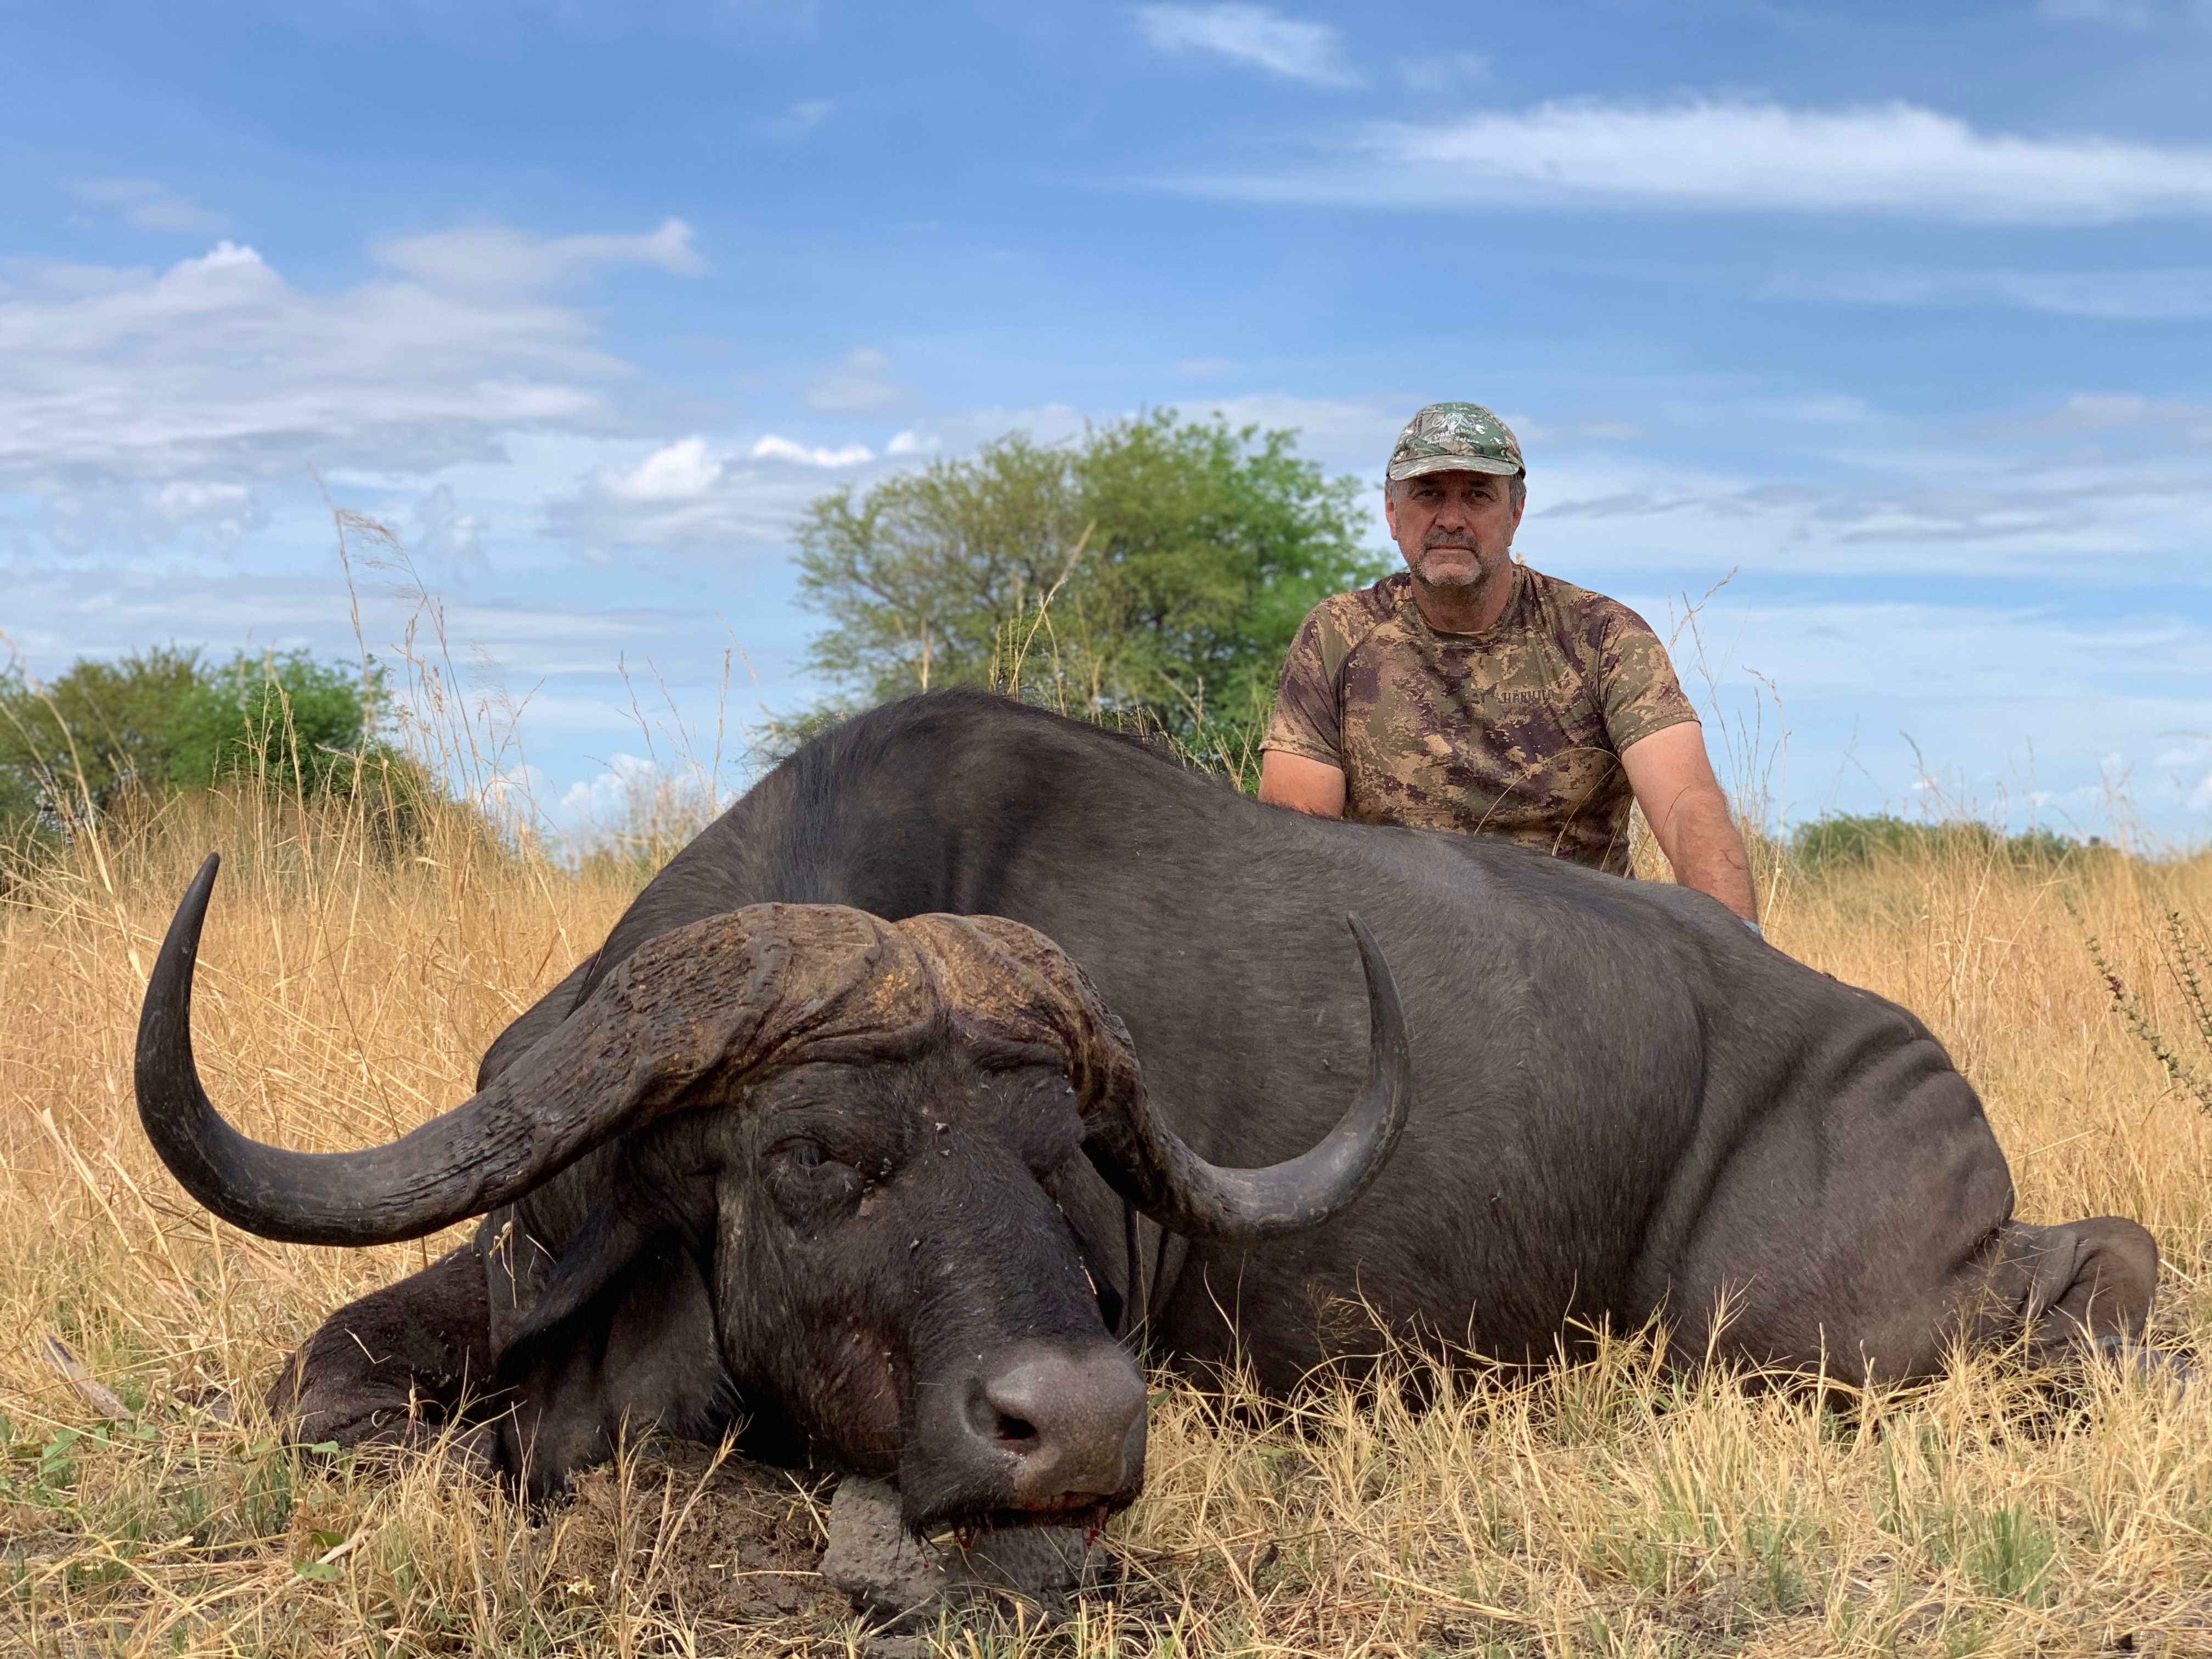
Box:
[769,1136,865,1228]
[775,1136,846,1176]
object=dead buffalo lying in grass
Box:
[136,691,2157,1544]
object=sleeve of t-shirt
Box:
[1599,607,1701,753]
[1262,607,1346,767]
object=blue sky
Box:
[3,0,2208,842]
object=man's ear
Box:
[1381,478,1399,539]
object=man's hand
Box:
[1258,751,1347,817]
[1618,723,1759,923]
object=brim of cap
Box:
[1387,454,1522,481]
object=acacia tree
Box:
[794,434,1082,703]
[789,411,1383,741]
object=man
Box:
[1259,402,1759,928]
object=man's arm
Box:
[1258,751,1347,817]
[1618,723,1759,923]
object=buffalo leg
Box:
[1660,1040,2162,1383]
[1673,1210,2158,1385]
[266,1244,495,1446]
[1972,1216,2159,1363]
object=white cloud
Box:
[2040,0,2211,22]
[608,436,725,500]
[1768,266,2212,320]
[544,410,958,558]
[1562,582,2212,838]
[1684,600,2210,709]
[1273,381,2202,598]
[1195,392,1402,472]
[1178,99,2212,223]
[0,552,690,682]
[549,433,887,553]
[2028,393,2212,439]
[2168,745,2212,814]
[558,751,659,825]
[766,98,833,138]
[2147,737,2212,816]
[549,751,736,854]
[373,217,702,298]
[582,427,885,544]
[1136,4,1359,87]
[72,179,225,234]
[0,227,695,545]
[151,479,253,517]
[33,473,268,556]
[1533,459,2212,573]
[410,482,490,569]
[805,348,902,411]
[751,434,874,466]
[1398,52,1490,94]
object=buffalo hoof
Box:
[819,1476,1106,1630]
[2098,1335,2196,1394]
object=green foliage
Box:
[1930,1503,2058,1608]
[789,411,1386,744]
[0,755,37,839]
[0,646,209,823]
[1789,812,2091,874]
[2,1418,163,1512]
[2080,906,2212,1113]
[0,646,411,836]
[747,697,865,768]
[167,651,386,795]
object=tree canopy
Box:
[0,647,399,832]
[790,412,1386,740]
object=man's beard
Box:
[1413,535,1489,589]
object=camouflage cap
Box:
[1386,402,1524,482]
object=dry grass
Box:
[4,787,2212,1657]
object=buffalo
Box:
[136,690,2157,1536]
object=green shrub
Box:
[1789,812,2091,874]
[0,646,424,840]
[166,651,386,795]
[0,646,209,823]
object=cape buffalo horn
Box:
[137,855,715,1246]
[1080,913,1412,1245]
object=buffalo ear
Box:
[493,1197,734,1502]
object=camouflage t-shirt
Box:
[1262,567,1698,874]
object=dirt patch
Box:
[542,1439,852,1639]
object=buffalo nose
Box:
[967,1341,1147,1506]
